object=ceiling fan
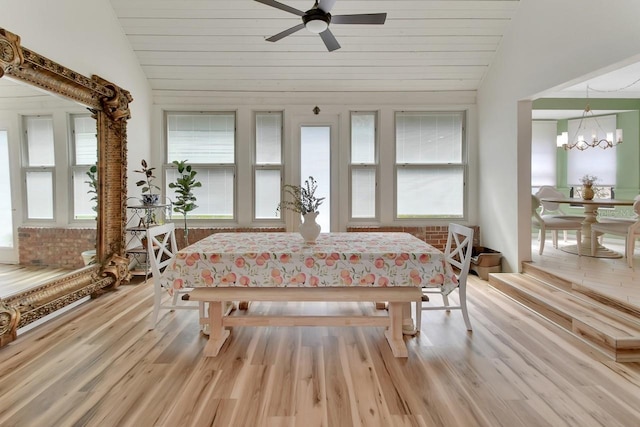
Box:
[255,0,387,52]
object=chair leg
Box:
[459,286,472,331]
[627,237,635,269]
[563,230,568,243]
[415,300,422,332]
[576,230,581,256]
[442,294,451,312]
[552,230,558,248]
[539,230,545,255]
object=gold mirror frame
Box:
[0,28,131,346]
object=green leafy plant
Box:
[134,159,161,196]
[277,176,325,215]
[85,163,98,215]
[169,160,202,245]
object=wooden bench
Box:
[190,286,422,358]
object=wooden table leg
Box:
[203,301,230,357]
[384,302,408,357]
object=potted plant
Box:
[134,159,161,206]
[278,176,325,243]
[85,163,98,215]
[168,160,201,246]
[81,163,98,265]
[580,174,598,200]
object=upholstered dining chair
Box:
[147,223,205,329]
[415,223,474,332]
[532,195,583,256]
[535,186,585,242]
[591,198,640,268]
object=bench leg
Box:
[202,301,230,357]
[384,302,408,357]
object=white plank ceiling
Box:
[108,0,521,94]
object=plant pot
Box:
[81,249,96,266]
[141,194,159,205]
[299,212,321,244]
[582,184,594,200]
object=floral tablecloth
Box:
[159,232,458,293]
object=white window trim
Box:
[393,110,468,222]
[164,111,238,224]
[348,111,379,223]
[253,110,284,223]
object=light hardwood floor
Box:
[529,233,640,310]
[1,276,640,426]
[0,264,71,299]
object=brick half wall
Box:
[347,225,480,252]
[19,227,97,269]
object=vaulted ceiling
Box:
[108,0,521,94]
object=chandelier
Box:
[556,85,623,151]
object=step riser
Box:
[488,273,640,362]
[490,276,572,330]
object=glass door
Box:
[300,125,331,232]
[289,114,340,233]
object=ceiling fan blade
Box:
[254,0,305,17]
[266,23,305,42]
[319,28,341,52]
[331,13,387,25]
[318,0,337,13]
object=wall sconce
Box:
[313,106,320,115]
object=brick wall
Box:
[173,226,286,249]
[346,225,480,252]
[19,227,97,269]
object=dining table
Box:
[539,197,635,258]
[158,232,459,355]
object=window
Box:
[165,112,236,220]
[350,112,378,219]
[23,115,55,220]
[71,115,98,220]
[566,114,617,186]
[254,112,282,220]
[395,111,465,219]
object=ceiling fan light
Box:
[305,16,329,33]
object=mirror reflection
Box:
[0,78,97,298]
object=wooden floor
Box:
[0,264,71,299]
[1,277,640,426]
[529,234,640,311]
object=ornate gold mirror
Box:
[0,28,131,346]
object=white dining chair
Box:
[591,198,640,268]
[531,195,583,255]
[535,186,584,242]
[415,223,474,332]
[147,223,205,329]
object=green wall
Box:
[533,98,640,198]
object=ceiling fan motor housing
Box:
[303,8,331,33]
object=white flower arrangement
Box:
[580,174,598,186]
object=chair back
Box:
[445,223,474,285]
[535,186,565,214]
[531,195,543,225]
[146,223,178,279]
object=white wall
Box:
[478,0,640,272]
[1,0,153,193]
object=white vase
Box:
[299,212,321,244]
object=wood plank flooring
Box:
[1,277,640,426]
[529,234,640,311]
[0,264,71,299]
